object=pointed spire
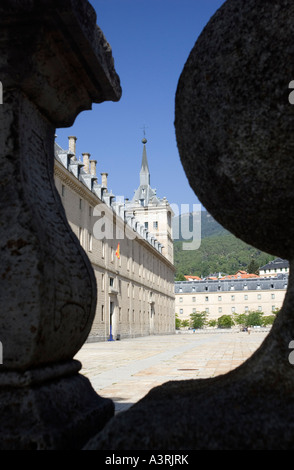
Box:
[140,137,150,186]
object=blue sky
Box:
[56,0,225,211]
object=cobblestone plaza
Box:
[75,330,269,414]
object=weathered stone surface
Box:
[0,0,121,449]
[0,0,121,127]
[85,0,294,450]
[0,366,114,450]
[175,0,294,259]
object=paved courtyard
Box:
[75,329,269,414]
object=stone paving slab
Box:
[75,329,269,413]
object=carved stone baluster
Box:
[0,0,121,449]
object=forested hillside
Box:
[173,211,275,278]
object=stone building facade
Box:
[54,136,175,342]
[175,274,288,322]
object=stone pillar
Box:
[0,0,121,450]
[68,136,77,155]
[82,152,91,173]
[101,172,108,188]
[90,159,97,176]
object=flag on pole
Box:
[115,243,120,259]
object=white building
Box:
[175,274,288,322]
[259,258,289,278]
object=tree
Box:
[181,319,190,328]
[246,310,264,327]
[246,260,260,275]
[262,315,276,326]
[175,314,181,329]
[233,313,247,326]
[217,315,234,329]
[190,311,207,329]
[175,273,186,281]
[208,319,217,327]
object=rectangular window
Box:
[205,296,209,302]
[109,277,114,287]
[61,185,65,197]
[144,222,148,229]
[257,293,262,300]
[271,293,275,299]
[153,221,158,229]
[192,297,196,302]
[88,232,92,252]
[244,294,248,300]
[101,305,104,322]
[231,295,235,301]
[218,307,222,313]
[179,297,183,303]
[179,309,183,314]
[218,295,222,301]
[79,198,82,210]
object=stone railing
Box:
[0,0,121,450]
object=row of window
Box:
[178,283,287,293]
[178,293,277,302]
[179,305,278,314]
[261,268,289,273]
[144,221,158,230]
[100,275,172,306]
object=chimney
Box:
[68,136,77,155]
[82,152,90,173]
[90,159,97,176]
[101,172,108,188]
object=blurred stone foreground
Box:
[2,0,294,450]
[0,0,121,450]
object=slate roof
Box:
[260,258,289,271]
[175,274,288,294]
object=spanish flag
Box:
[115,243,120,259]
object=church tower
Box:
[125,137,174,264]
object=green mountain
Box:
[173,211,275,279]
